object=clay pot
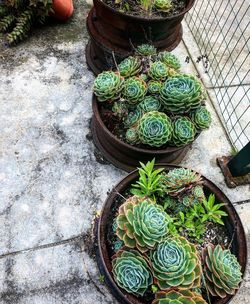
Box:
[51,0,74,21]
[91,95,200,172]
[86,0,195,74]
[95,164,247,304]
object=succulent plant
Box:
[181,195,194,207]
[160,75,206,114]
[113,239,124,252]
[154,0,173,12]
[136,44,157,56]
[162,195,179,210]
[112,101,128,119]
[161,168,203,197]
[158,51,181,70]
[149,61,169,81]
[124,107,143,128]
[118,56,142,78]
[140,73,148,82]
[138,111,172,147]
[167,68,179,77]
[150,237,202,290]
[191,185,206,202]
[191,106,212,130]
[126,127,140,145]
[138,96,161,112]
[112,249,153,296]
[203,245,242,298]
[171,117,196,147]
[179,185,206,207]
[116,196,169,252]
[94,71,124,102]
[152,290,208,304]
[112,219,124,252]
[123,77,147,105]
[148,80,162,94]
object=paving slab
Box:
[0,238,116,304]
[0,1,249,303]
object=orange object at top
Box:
[51,0,74,21]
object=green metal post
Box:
[227,142,250,177]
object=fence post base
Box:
[217,156,250,188]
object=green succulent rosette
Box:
[118,56,142,78]
[136,44,157,56]
[160,75,206,114]
[112,249,153,296]
[123,77,147,105]
[116,196,169,252]
[93,71,124,102]
[179,185,206,207]
[150,237,202,290]
[190,106,212,130]
[154,0,173,12]
[123,107,143,128]
[139,73,148,82]
[149,61,169,81]
[138,96,161,112]
[161,168,202,197]
[191,185,206,202]
[158,51,181,70]
[203,245,242,298]
[152,290,208,304]
[113,239,124,252]
[148,80,162,94]
[112,101,128,119]
[138,111,172,147]
[126,127,140,145]
[171,117,196,147]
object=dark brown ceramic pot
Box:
[95,164,247,304]
[86,0,195,74]
[91,95,200,172]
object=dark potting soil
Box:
[105,178,232,304]
[103,0,186,19]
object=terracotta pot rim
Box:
[92,94,200,155]
[97,164,248,304]
[93,0,195,22]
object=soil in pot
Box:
[103,0,186,18]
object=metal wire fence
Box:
[185,0,250,150]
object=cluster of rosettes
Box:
[93,45,212,148]
[110,168,243,302]
[161,167,203,196]
[160,167,204,207]
[112,198,243,300]
[113,220,205,298]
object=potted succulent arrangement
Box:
[0,0,73,45]
[92,45,212,172]
[96,159,247,304]
[86,0,195,74]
